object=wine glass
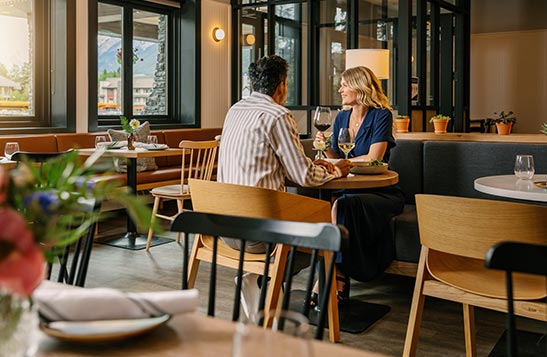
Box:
[4,142,20,160]
[147,135,158,145]
[514,154,534,180]
[313,107,332,133]
[337,128,354,159]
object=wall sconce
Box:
[345,49,390,79]
[244,33,256,46]
[212,27,225,42]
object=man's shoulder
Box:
[231,96,291,119]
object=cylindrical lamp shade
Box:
[345,49,390,79]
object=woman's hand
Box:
[315,131,326,142]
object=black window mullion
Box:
[396,0,412,117]
[416,0,427,125]
[122,6,133,118]
[429,1,440,119]
[439,13,453,124]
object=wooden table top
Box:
[308,170,399,190]
[77,148,183,159]
[36,313,386,357]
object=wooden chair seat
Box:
[150,183,189,198]
[200,235,270,262]
[427,250,547,300]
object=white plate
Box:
[40,314,170,342]
[350,162,388,175]
[145,147,168,151]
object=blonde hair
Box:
[341,66,392,110]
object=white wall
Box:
[200,0,231,128]
[470,30,547,133]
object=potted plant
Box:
[395,115,410,133]
[430,114,451,134]
[491,111,516,135]
[541,123,547,135]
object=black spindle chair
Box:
[171,211,348,341]
[485,241,547,357]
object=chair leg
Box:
[146,196,161,251]
[264,245,289,325]
[403,248,429,357]
[325,251,341,343]
[186,234,205,288]
[463,304,477,357]
[176,199,184,243]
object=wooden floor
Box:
[87,211,546,357]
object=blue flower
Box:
[23,191,59,215]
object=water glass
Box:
[147,135,158,145]
[514,155,534,180]
[95,135,107,148]
[4,142,20,160]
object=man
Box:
[217,54,351,316]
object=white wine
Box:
[338,142,355,156]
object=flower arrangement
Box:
[313,132,332,159]
[429,114,451,122]
[120,116,140,134]
[116,47,143,65]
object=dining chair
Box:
[485,241,547,357]
[145,140,218,251]
[47,198,101,287]
[186,179,342,342]
[171,210,348,341]
[403,195,547,357]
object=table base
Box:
[290,290,390,334]
[96,233,174,251]
[489,329,546,357]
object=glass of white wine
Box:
[337,128,354,159]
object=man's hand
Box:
[334,159,352,177]
[314,159,334,173]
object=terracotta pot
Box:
[432,119,449,134]
[495,122,513,135]
[395,118,410,133]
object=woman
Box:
[315,66,404,301]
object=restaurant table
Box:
[474,174,547,203]
[78,148,183,250]
[287,170,399,334]
[36,313,387,357]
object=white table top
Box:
[474,174,547,203]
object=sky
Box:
[0,15,30,70]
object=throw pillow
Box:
[107,121,158,173]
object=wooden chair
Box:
[485,241,547,357]
[186,179,342,343]
[146,140,218,251]
[171,210,348,341]
[403,195,547,356]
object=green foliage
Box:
[368,159,384,166]
[492,111,516,124]
[396,115,409,119]
[541,123,547,135]
[98,69,118,85]
[430,115,451,122]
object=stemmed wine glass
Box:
[4,142,20,160]
[337,128,354,160]
[313,107,332,132]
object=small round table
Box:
[474,174,547,203]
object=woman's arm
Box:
[351,141,387,161]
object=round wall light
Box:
[212,27,225,42]
[244,33,256,46]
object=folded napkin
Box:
[134,142,169,150]
[33,281,199,322]
[96,141,127,149]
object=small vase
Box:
[0,292,39,357]
[395,118,410,133]
[432,119,449,134]
[496,122,513,135]
[315,150,325,161]
[127,133,136,150]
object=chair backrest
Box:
[416,194,547,260]
[485,242,547,357]
[47,198,100,287]
[171,210,347,340]
[188,179,331,223]
[179,140,218,193]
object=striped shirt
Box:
[218,92,340,191]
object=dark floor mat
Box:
[489,329,546,357]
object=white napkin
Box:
[96,141,127,149]
[134,142,169,150]
[33,281,199,321]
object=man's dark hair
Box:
[248,55,288,97]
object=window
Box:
[0,0,74,132]
[92,0,196,130]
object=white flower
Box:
[129,119,140,130]
[313,140,327,151]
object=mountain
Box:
[97,36,158,77]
